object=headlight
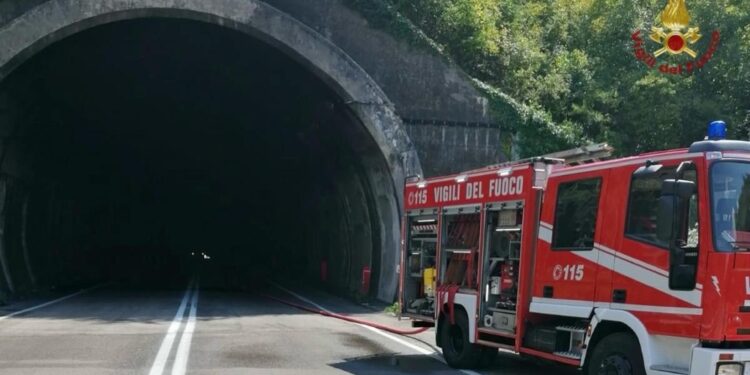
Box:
[717,363,743,375]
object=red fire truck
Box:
[399,121,750,375]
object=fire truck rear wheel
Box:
[439,310,485,369]
[587,332,645,375]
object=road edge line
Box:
[0,284,104,321]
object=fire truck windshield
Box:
[712,161,750,251]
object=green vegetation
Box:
[349,0,750,157]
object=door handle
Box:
[613,289,627,303]
[543,286,554,298]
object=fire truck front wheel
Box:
[587,332,646,375]
[439,310,490,369]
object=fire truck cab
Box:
[399,122,750,375]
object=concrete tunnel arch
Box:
[0,0,422,301]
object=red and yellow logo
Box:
[631,0,720,75]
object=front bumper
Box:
[691,347,750,375]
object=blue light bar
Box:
[707,120,727,140]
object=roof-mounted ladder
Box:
[464,143,614,174]
[539,143,614,166]
[406,143,615,182]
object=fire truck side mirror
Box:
[670,179,697,200]
[658,179,698,290]
[656,193,675,244]
[657,179,693,242]
[670,264,697,291]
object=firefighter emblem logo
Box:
[649,0,701,58]
[631,0,720,75]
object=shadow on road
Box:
[331,353,451,375]
[330,352,578,375]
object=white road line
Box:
[0,284,102,321]
[149,281,194,375]
[271,283,483,375]
[171,286,199,375]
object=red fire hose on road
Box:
[261,293,429,336]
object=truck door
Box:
[531,171,607,318]
[613,160,702,337]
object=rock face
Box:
[0,0,505,301]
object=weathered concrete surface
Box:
[265,0,502,175]
[405,123,508,177]
[262,0,492,123]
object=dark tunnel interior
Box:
[0,18,390,298]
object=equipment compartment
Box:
[402,212,438,319]
[480,201,523,334]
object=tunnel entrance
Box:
[0,17,399,300]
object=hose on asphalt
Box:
[261,293,430,336]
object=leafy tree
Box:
[363,0,750,158]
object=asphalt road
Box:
[0,282,575,374]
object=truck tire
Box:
[587,332,646,375]
[439,310,484,369]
